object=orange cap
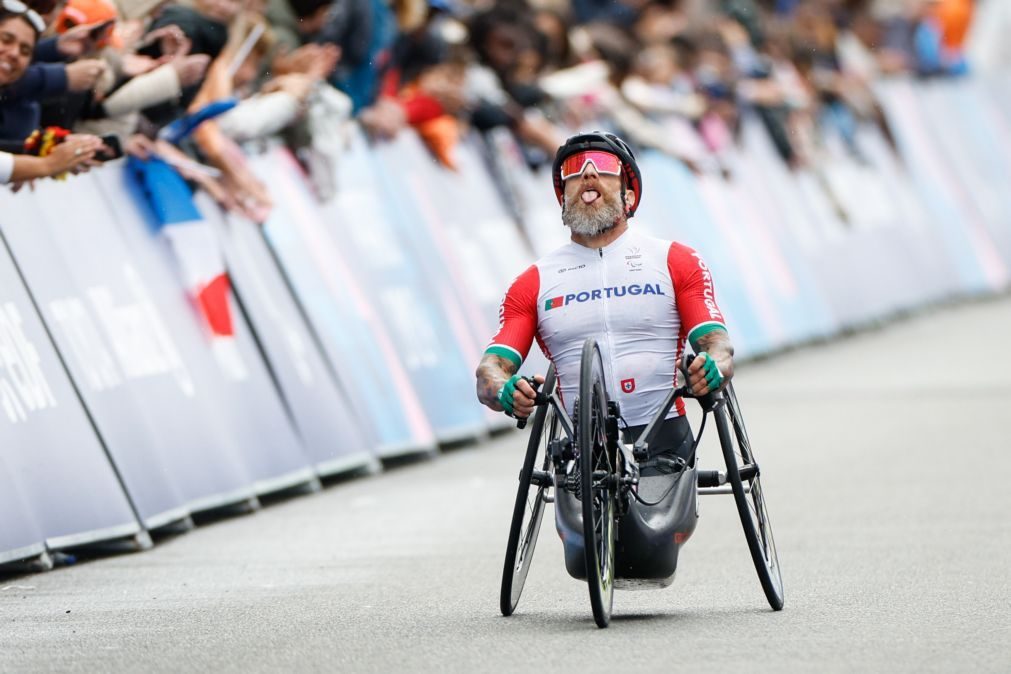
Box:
[56,0,122,49]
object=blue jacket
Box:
[0,62,69,142]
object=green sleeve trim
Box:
[688,321,728,351]
[485,345,522,370]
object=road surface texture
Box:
[2,296,1009,673]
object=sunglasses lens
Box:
[560,151,622,180]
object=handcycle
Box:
[500,338,784,628]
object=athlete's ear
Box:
[624,188,636,214]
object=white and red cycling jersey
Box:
[486,228,727,426]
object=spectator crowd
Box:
[0,0,1003,215]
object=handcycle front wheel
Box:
[500,367,557,617]
[714,382,785,610]
[578,339,617,628]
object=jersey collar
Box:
[568,226,636,256]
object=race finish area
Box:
[2,297,1009,672]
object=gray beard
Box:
[562,195,624,237]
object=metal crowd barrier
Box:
[2,77,1009,569]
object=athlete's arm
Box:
[475,355,543,417]
[669,242,733,396]
[476,265,542,418]
[686,330,734,396]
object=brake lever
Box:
[678,352,697,399]
[514,376,546,430]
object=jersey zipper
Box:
[598,246,617,398]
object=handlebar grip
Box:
[514,376,543,430]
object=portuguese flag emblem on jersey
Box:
[545,296,565,311]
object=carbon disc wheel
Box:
[500,367,557,616]
[578,340,616,628]
[715,383,785,610]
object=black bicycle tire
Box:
[715,383,785,610]
[579,339,615,628]
[500,366,557,616]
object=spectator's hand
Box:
[65,59,107,92]
[717,19,750,49]
[359,98,407,140]
[516,113,564,156]
[57,23,105,58]
[145,25,190,60]
[272,43,340,79]
[417,65,466,114]
[307,44,341,80]
[213,139,272,221]
[171,53,211,88]
[45,134,104,174]
[125,134,156,160]
[121,53,161,78]
[117,19,146,51]
[262,74,316,102]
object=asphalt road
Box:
[2,297,1010,673]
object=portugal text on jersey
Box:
[485,229,727,426]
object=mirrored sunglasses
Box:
[560,151,623,181]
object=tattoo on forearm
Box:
[475,354,518,409]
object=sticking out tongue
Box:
[581,190,600,204]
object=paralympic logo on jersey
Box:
[544,283,666,311]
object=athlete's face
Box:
[561,160,635,237]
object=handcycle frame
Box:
[500,338,784,628]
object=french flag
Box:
[127,156,247,380]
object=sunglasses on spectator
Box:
[1,0,45,33]
[560,151,623,180]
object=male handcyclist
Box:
[475,131,734,473]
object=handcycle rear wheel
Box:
[500,367,557,616]
[714,382,785,610]
[578,340,617,628]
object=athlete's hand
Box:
[498,374,545,419]
[686,352,725,396]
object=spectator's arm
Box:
[32,37,67,64]
[187,58,272,219]
[602,88,700,171]
[0,152,12,183]
[215,92,301,142]
[100,64,183,117]
[469,101,518,131]
[2,135,102,183]
[621,77,705,118]
[7,64,70,100]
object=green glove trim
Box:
[497,374,524,414]
[698,351,724,389]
